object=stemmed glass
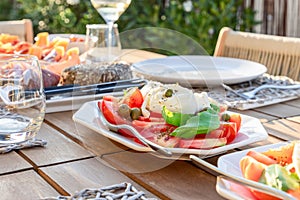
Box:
[90,0,131,60]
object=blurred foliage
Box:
[119,0,259,54]
[10,0,101,34]
[6,0,258,55]
[0,0,15,20]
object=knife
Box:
[45,78,147,100]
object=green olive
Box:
[221,113,231,121]
[118,104,131,119]
[130,108,142,120]
[165,89,173,97]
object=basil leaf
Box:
[170,110,220,138]
[209,103,220,113]
[162,106,193,126]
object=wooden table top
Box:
[1,50,300,200]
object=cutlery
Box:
[222,83,300,100]
[242,84,300,99]
[45,78,147,99]
[190,155,296,200]
[97,107,173,157]
[221,84,249,100]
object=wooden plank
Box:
[45,111,129,156]
[237,135,284,150]
[19,123,93,167]
[40,157,158,199]
[284,98,300,108]
[263,119,300,140]
[254,103,300,118]
[121,49,165,63]
[287,116,300,124]
[102,151,224,200]
[0,151,32,175]
[0,170,59,200]
[229,108,278,122]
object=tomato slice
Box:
[179,138,227,149]
[98,100,129,125]
[137,123,177,138]
[155,136,180,148]
[138,116,151,122]
[229,113,242,132]
[102,95,118,102]
[208,122,237,144]
[135,123,179,147]
[138,116,165,122]
[121,87,143,108]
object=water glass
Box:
[85,24,121,64]
[0,54,45,144]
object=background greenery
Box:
[4,0,258,55]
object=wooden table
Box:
[1,50,300,200]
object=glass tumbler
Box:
[85,24,121,64]
[0,54,45,144]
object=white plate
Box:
[132,56,267,86]
[48,33,85,41]
[216,142,288,199]
[72,100,268,159]
[46,92,123,113]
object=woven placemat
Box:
[206,74,300,110]
[44,182,156,200]
[0,138,47,154]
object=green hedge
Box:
[8,0,258,55]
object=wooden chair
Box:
[0,19,34,43]
[214,27,300,81]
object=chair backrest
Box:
[214,27,300,81]
[0,19,33,43]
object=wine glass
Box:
[90,0,131,61]
[0,54,45,144]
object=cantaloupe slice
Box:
[292,142,300,178]
[35,32,49,47]
[54,38,69,51]
[66,47,79,56]
[262,142,295,166]
[54,46,65,62]
[28,46,43,60]
[45,53,80,75]
[0,33,19,44]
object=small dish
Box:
[216,142,289,199]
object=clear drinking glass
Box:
[90,0,131,61]
[85,24,121,63]
[0,54,45,144]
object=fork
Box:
[222,83,300,99]
[190,155,296,200]
[97,107,173,157]
[242,84,300,99]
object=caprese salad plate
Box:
[72,81,268,159]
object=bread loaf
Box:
[60,62,133,85]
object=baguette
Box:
[60,62,133,85]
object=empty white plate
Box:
[132,56,267,86]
